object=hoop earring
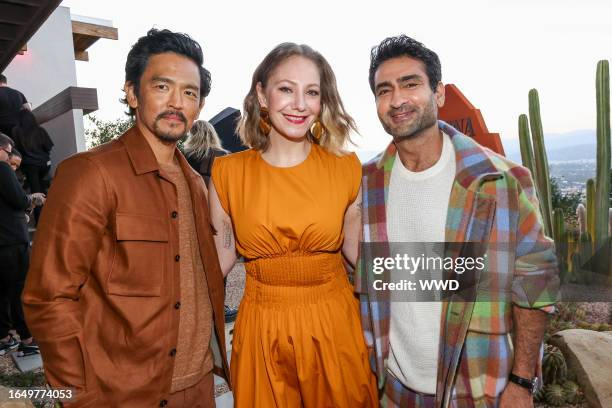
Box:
[310,120,325,141]
[258,106,272,136]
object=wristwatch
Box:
[509,373,538,394]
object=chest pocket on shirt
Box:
[107,213,169,297]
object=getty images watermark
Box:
[357,242,567,303]
[371,252,486,292]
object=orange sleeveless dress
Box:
[211,145,378,407]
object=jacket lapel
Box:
[361,143,396,389]
[435,122,502,406]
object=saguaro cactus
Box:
[577,203,587,235]
[586,178,596,242]
[529,89,554,237]
[518,114,535,176]
[553,209,568,281]
[595,60,610,249]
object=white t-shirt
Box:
[386,132,456,393]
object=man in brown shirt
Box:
[22,29,229,407]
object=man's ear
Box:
[198,97,206,116]
[125,81,138,111]
[256,82,267,108]
[435,82,445,108]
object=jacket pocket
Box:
[107,213,169,297]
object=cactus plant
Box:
[543,344,567,385]
[562,380,581,404]
[553,208,565,243]
[586,178,596,241]
[528,89,554,238]
[579,232,593,283]
[518,114,535,177]
[595,60,610,250]
[597,323,612,331]
[571,252,583,283]
[544,384,566,406]
[566,231,577,275]
[553,209,569,281]
[577,203,587,234]
[533,385,545,403]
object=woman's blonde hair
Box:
[238,43,357,155]
[184,120,226,160]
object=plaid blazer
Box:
[356,121,559,407]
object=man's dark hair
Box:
[0,74,6,84]
[121,28,211,116]
[369,35,441,93]
[0,132,14,148]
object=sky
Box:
[61,0,612,153]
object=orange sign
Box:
[439,84,505,156]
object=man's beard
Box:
[381,98,438,143]
[153,110,188,145]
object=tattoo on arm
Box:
[222,221,232,249]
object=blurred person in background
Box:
[11,109,53,223]
[0,74,31,136]
[8,147,21,172]
[0,133,44,357]
[183,120,238,323]
[184,119,227,186]
[8,147,25,186]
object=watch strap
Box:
[509,373,537,394]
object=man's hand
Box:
[30,192,46,207]
[499,382,533,408]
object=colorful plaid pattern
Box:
[356,121,559,407]
[382,374,436,408]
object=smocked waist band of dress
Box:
[243,252,352,303]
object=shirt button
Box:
[159,400,168,407]
[175,254,180,262]
[171,211,178,218]
[169,348,177,357]
[174,302,181,309]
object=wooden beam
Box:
[74,50,88,61]
[1,0,48,6]
[73,32,99,52]
[0,0,62,72]
[71,20,118,41]
[0,2,32,25]
[0,22,20,40]
[32,87,98,124]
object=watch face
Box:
[531,377,539,395]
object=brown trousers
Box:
[168,371,215,408]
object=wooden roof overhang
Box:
[0,0,62,72]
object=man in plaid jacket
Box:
[355,35,559,407]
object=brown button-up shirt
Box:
[23,127,229,407]
[159,161,213,392]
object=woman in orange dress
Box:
[209,43,378,407]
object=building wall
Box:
[43,110,85,172]
[3,6,86,171]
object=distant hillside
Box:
[358,129,601,165]
[503,129,597,163]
